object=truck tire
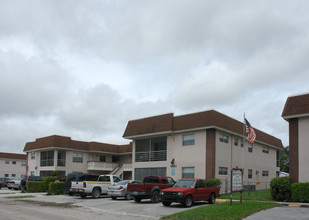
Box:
[162,201,171,206]
[208,193,216,204]
[151,191,160,203]
[134,196,142,203]
[183,195,193,207]
[92,188,101,199]
[111,196,117,200]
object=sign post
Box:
[230,167,243,205]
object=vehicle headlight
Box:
[177,192,183,196]
[160,191,164,195]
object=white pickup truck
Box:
[71,174,121,199]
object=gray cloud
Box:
[0,50,71,117]
[0,0,308,153]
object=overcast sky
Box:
[1,0,308,153]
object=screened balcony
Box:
[135,137,167,162]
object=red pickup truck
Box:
[127,175,176,203]
[160,178,220,207]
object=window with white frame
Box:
[262,171,269,176]
[219,167,228,175]
[30,171,35,176]
[72,152,83,163]
[219,134,229,143]
[182,134,195,146]
[248,143,253,153]
[234,138,239,146]
[182,167,195,178]
[31,152,35,159]
[12,174,16,177]
[12,161,16,165]
[262,147,269,154]
[21,161,26,166]
[248,169,253,179]
[5,161,9,164]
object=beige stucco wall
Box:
[61,150,88,174]
[132,129,280,191]
[27,149,89,176]
[27,149,132,176]
[215,131,280,192]
[298,116,309,182]
[27,151,40,176]
[132,131,207,181]
[0,158,26,178]
[167,131,206,180]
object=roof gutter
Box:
[283,113,309,121]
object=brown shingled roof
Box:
[123,113,174,138]
[23,135,132,154]
[0,152,27,160]
[123,110,283,149]
[282,93,309,119]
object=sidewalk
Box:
[0,188,46,198]
[215,198,309,207]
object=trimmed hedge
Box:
[270,177,291,201]
[26,176,60,192]
[291,182,309,202]
[26,181,46,192]
[203,178,221,188]
[48,182,66,195]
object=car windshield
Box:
[115,180,130,186]
[173,180,195,188]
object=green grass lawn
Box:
[162,201,279,220]
[219,189,272,201]
[4,195,34,199]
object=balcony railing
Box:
[123,163,132,171]
[40,159,54,167]
[135,150,167,162]
[87,162,119,171]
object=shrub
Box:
[203,178,221,188]
[26,177,59,192]
[291,182,309,202]
[270,177,291,201]
[51,171,59,177]
[26,181,46,192]
[48,182,66,195]
[42,176,59,189]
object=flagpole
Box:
[242,113,245,169]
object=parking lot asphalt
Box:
[2,188,309,220]
[0,189,211,219]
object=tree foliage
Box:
[280,146,289,173]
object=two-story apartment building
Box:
[0,152,27,179]
[23,135,132,179]
[282,93,309,183]
[123,110,283,192]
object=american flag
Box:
[245,118,256,144]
